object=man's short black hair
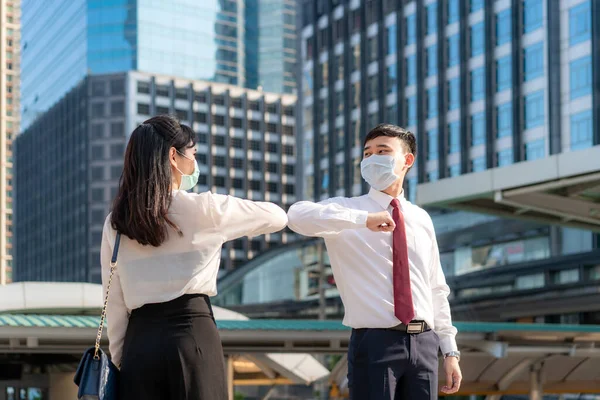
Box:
[363,124,417,155]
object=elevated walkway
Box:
[417,146,600,231]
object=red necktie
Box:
[390,199,415,324]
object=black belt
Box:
[388,320,430,334]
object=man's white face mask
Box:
[360,155,399,191]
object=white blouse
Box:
[101,189,288,366]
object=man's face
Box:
[363,136,415,177]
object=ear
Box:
[169,147,178,169]
[404,153,416,169]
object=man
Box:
[287,124,461,399]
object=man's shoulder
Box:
[404,200,434,225]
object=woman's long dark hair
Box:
[111,115,196,246]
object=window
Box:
[470,0,484,12]
[471,156,486,172]
[386,24,397,55]
[524,42,544,81]
[92,103,105,117]
[111,79,125,95]
[267,123,278,133]
[570,1,591,46]
[471,112,485,146]
[525,138,545,160]
[176,109,188,121]
[231,97,243,109]
[92,81,105,96]
[110,144,124,158]
[496,56,512,92]
[369,75,378,102]
[232,178,243,189]
[406,55,416,86]
[111,165,122,179]
[214,176,225,187]
[283,145,294,156]
[368,36,378,63]
[497,148,513,166]
[92,188,104,202]
[496,9,512,46]
[448,121,460,153]
[387,65,397,94]
[214,156,226,167]
[285,165,295,175]
[156,106,169,115]
[249,140,261,151]
[570,56,592,100]
[267,143,278,153]
[250,180,261,191]
[232,138,243,148]
[427,3,437,35]
[427,45,437,76]
[213,115,225,126]
[407,96,417,126]
[92,124,104,138]
[250,160,261,171]
[91,167,104,180]
[448,78,460,110]
[448,164,461,177]
[92,145,104,160]
[111,101,124,116]
[267,182,278,193]
[524,91,544,129]
[232,158,244,169]
[571,109,593,150]
[516,273,544,289]
[497,102,512,138]
[428,170,439,182]
[195,92,207,103]
[285,184,294,195]
[267,162,278,173]
[471,67,485,102]
[448,0,460,24]
[470,22,484,57]
[448,35,459,67]
[137,81,150,94]
[214,135,225,146]
[249,120,260,131]
[232,118,243,128]
[523,0,543,33]
[427,129,438,160]
[156,85,169,97]
[427,88,438,119]
[197,153,207,164]
[111,122,124,137]
[406,14,416,45]
[195,112,207,123]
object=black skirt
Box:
[119,293,228,400]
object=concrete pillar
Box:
[227,356,234,400]
[49,372,78,400]
[529,363,543,400]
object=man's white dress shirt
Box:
[101,189,288,366]
[287,188,458,354]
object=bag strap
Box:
[94,232,121,360]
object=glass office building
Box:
[21,0,296,129]
[16,71,297,283]
[297,0,600,324]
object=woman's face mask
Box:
[175,151,199,191]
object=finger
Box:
[446,371,453,390]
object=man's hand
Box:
[441,356,462,394]
[366,211,395,232]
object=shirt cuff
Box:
[351,210,369,227]
[439,335,458,355]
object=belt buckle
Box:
[406,322,424,334]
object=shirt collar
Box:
[368,187,406,210]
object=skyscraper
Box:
[20,0,297,129]
[15,71,297,283]
[298,0,600,324]
[257,0,297,94]
[0,0,19,284]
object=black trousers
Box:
[348,328,440,400]
[119,294,228,400]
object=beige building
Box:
[0,0,18,285]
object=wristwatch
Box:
[444,351,461,362]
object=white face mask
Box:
[360,155,399,191]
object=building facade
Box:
[298,0,600,324]
[257,0,297,94]
[16,71,297,283]
[20,0,296,130]
[0,0,19,284]
[299,0,599,201]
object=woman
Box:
[100,115,288,399]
